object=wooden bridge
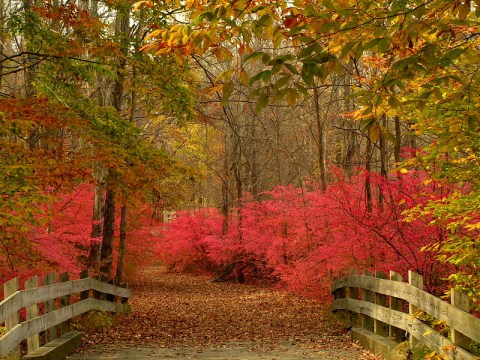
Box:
[332,270,480,360]
[0,271,130,360]
[3,268,480,360]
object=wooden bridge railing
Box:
[332,270,480,360]
[0,270,131,360]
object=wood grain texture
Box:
[0,275,131,358]
[0,278,130,324]
[333,298,476,360]
[332,274,480,343]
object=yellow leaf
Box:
[458,2,470,20]
[138,43,156,52]
[286,89,298,106]
[145,29,162,41]
[239,69,250,86]
[154,47,170,55]
[207,84,223,94]
[369,124,380,143]
[449,123,460,132]
[400,168,408,174]
[133,0,148,10]
[173,51,184,65]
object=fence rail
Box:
[332,270,480,360]
[0,271,131,359]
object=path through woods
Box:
[69,268,380,359]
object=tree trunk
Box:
[365,137,373,213]
[100,184,115,278]
[343,72,357,178]
[0,0,4,91]
[115,63,138,283]
[100,8,129,279]
[313,86,327,191]
[394,116,403,179]
[248,116,260,199]
[89,166,105,270]
[378,115,388,208]
[115,205,127,284]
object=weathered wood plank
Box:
[0,298,129,357]
[22,330,83,360]
[59,273,71,336]
[451,289,471,351]
[24,276,40,354]
[332,275,480,343]
[389,271,404,342]
[79,270,89,300]
[334,298,408,331]
[333,298,476,360]
[361,270,374,332]
[374,271,389,338]
[43,273,57,342]
[408,271,423,347]
[4,277,20,360]
[89,278,131,298]
[0,278,130,325]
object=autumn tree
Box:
[138,0,480,305]
[0,0,197,282]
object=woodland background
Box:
[1,0,480,311]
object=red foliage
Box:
[156,208,224,274]
[0,183,164,286]
[157,169,454,300]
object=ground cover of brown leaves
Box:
[76,268,381,359]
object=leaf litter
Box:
[74,268,382,359]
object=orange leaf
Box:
[284,16,299,29]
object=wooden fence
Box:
[332,270,480,360]
[0,270,131,360]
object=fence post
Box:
[389,271,404,342]
[4,277,21,360]
[408,271,423,348]
[374,271,389,338]
[349,269,359,324]
[451,289,471,350]
[80,269,89,300]
[43,272,58,342]
[361,270,374,331]
[59,272,71,335]
[24,275,40,354]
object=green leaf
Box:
[301,63,314,86]
[363,38,381,51]
[274,75,292,89]
[261,53,271,64]
[244,51,266,63]
[388,96,401,109]
[273,30,284,49]
[255,95,269,113]
[249,71,268,85]
[340,41,357,58]
[299,44,318,59]
[261,70,272,83]
[222,81,234,105]
[284,63,300,75]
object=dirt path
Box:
[68,268,380,359]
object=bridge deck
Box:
[68,269,379,360]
